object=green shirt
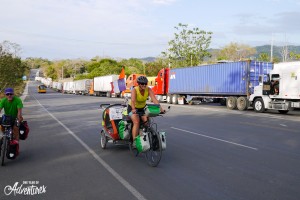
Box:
[0,96,23,117]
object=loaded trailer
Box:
[152,60,274,110]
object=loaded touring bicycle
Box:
[99,103,168,167]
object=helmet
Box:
[137,76,148,84]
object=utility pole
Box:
[270,34,273,62]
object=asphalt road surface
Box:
[0,79,300,200]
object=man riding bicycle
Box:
[0,88,23,142]
[127,76,164,141]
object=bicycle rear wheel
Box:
[1,136,7,166]
[145,128,162,167]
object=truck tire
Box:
[172,94,178,104]
[278,110,289,114]
[166,94,172,104]
[254,98,265,113]
[226,96,237,110]
[237,97,248,111]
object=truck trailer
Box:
[93,75,119,97]
[152,60,273,110]
[74,79,93,95]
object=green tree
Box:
[0,41,27,91]
[290,52,300,60]
[119,58,145,74]
[162,23,212,67]
[257,52,270,62]
[217,42,256,61]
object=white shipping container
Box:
[52,82,58,89]
[74,79,93,94]
[63,81,75,93]
[93,75,119,92]
[57,82,63,91]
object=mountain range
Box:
[140,45,300,62]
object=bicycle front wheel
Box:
[1,136,7,166]
[145,128,162,167]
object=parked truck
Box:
[152,60,274,110]
[74,79,93,95]
[249,61,300,113]
[121,74,145,98]
[93,75,119,97]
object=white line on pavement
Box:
[32,96,147,200]
[171,127,258,151]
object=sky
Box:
[1,0,300,60]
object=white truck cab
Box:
[249,61,300,113]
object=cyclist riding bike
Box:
[127,76,165,142]
[0,88,23,143]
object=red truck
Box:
[152,68,170,103]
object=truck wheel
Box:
[254,98,265,113]
[166,94,172,104]
[237,97,248,111]
[226,97,237,110]
[172,94,178,104]
[278,110,289,114]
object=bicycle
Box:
[0,115,18,166]
[99,103,169,167]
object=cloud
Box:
[152,0,177,5]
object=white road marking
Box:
[32,96,147,200]
[171,127,258,151]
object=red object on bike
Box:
[6,140,19,159]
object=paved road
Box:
[0,80,300,200]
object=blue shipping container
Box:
[169,61,273,96]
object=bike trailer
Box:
[102,104,126,140]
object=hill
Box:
[255,45,300,58]
[138,45,300,62]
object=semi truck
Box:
[121,74,145,98]
[249,61,300,113]
[74,79,93,95]
[152,60,274,110]
[93,75,119,97]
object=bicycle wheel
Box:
[100,130,107,149]
[145,128,162,167]
[1,136,7,166]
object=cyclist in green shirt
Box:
[0,88,23,140]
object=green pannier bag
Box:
[144,104,160,117]
[135,134,150,153]
[118,120,130,140]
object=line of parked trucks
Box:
[35,60,300,114]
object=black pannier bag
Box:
[19,121,29,140]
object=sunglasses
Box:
[139,83,147,86]
[6,93,14,96]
